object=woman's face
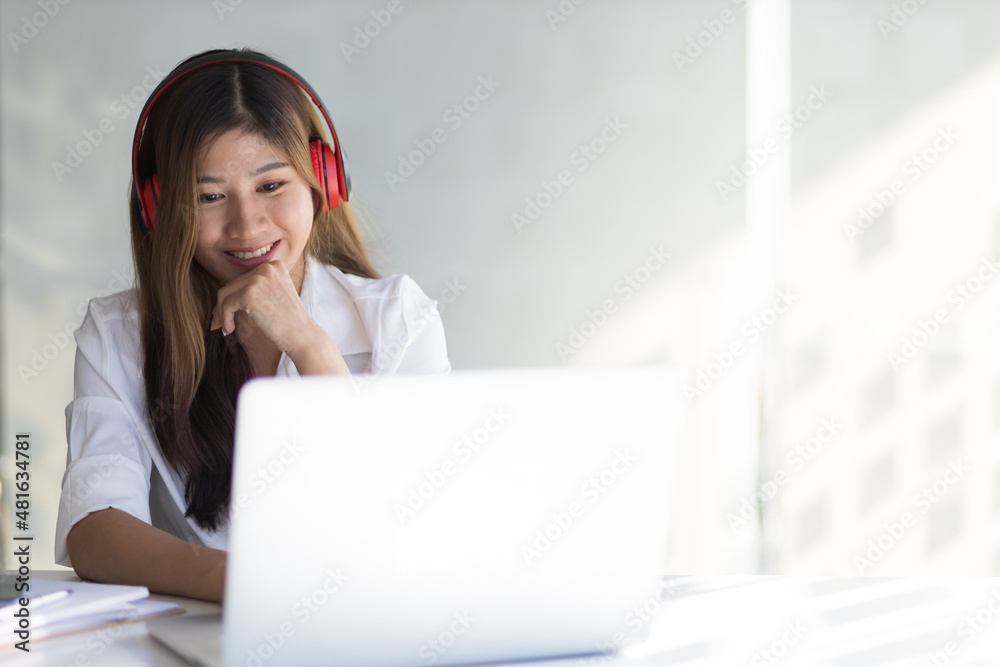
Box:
[193,129,315,292]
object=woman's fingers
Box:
[216,294,245,337]
[216,284,266,337]
[210,261,304,347]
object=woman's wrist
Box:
[287,324,350,375]
[198,550,228,603]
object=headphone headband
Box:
[132,50,351,233]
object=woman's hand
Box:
[209,260,350,375]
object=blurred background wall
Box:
[1,0,997,577]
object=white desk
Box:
[3,569,220,666]
[5,571,1000,665]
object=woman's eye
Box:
[199,193,221,204]
[260,181,284,193]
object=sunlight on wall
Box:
[779,52,1000,575]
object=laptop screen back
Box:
[222,364,685,667]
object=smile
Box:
[226,242,275,260]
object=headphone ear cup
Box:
[141,174,161,234]
[310,140,341,211]
[336,145,350,204]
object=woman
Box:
[54,48,450,602]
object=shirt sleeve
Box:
[54,299,154,568]
[395,275,452,375]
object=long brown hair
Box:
[128,48,379,531]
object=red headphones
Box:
[131,50,351,236]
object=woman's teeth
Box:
[227,242,275,260]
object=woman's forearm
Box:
[287,323,351,375]
[66,507,227,603]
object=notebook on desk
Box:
[0,575,181,648]
[149,364,686,667]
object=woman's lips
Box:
[224,240,279,268]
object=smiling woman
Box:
[53,47,451,602]
[194,132,314,286]
[194,129,341,377]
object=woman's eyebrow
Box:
[196,161,290,184]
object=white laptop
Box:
[150,364,685,667]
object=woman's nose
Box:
[225,193,267,238]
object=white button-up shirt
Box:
[54,257,450,567]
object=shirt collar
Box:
[298,255,373,357]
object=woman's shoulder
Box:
[312,260,433,305]
[85,287,140,318]
[80,288,140,331]
[70,288,145,401]
[75,288,142,355]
